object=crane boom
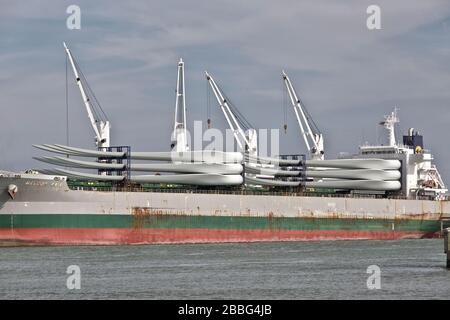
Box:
[205,71,251,152]
[63,42,110,148]
[282,70,324,160]
[205,72,303,186]
[171,59,189,152]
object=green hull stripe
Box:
[0,214,441,233]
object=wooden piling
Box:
[444,228,450,269]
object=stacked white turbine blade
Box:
[303,158,402,191]
[33,144,244,186]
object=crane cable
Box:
[293,85,321,135]
[283,79,287,134]
[65,54,70,156]
[72,56,109,124]
[206,79,211,129]
[214,81,253,132]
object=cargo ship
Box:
[0,44,449,246]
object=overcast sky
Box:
[1,1,450,182]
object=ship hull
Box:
[0,228,437,246]
[0,213,442,246]
[0,174,448,246]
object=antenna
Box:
[379,107,399,147]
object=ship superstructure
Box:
[355,110,447,199]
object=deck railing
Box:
[67,183,443,201]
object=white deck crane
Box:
[205,71,257,158]
[171,59,189,152]
[282,70,324,160]
[63,42,110,149]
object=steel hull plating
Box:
[0,175,448,245]
[0,228,437,246]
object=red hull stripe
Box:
[0,228,435,245]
